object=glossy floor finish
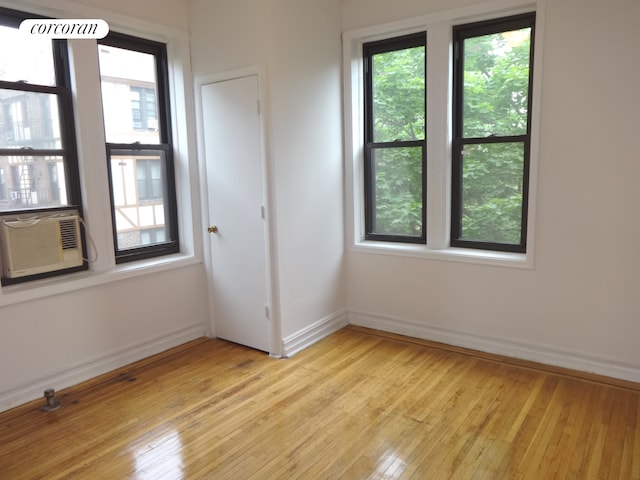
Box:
[1,326,639,479]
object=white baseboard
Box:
[348,310,640,384]
[282,309,349,357]
[5,310,637,413]
[0,323,207,413]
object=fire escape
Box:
[2,98,40,207]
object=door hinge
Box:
[261,205,266,219]
[264,305,270,319]
[257,100,261,115]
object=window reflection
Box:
[133,430,184,479]
[374,448,407,479]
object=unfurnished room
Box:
[0,0,639,478]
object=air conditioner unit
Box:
[0,212,83,279]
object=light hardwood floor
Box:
[1,326,639,479]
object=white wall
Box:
[344,0,640,380]
[51,0,189,30]
[188,0,269,76]
[0,0,208,412]
[0,266,208,410]
[188,0,347,352]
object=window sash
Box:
[451,136,530,252]
[99,33,172,145]
[0,8,82,216]
[364,141,426,243]
[363,32,427,244]
[450,13,535,253]
[106,144,178,262]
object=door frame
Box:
[194,65,282,357]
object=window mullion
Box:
[425,22,451,250]
[65,38,114,272]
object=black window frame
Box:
[451,13,536,253]
[98,32,179,264]
[0,7,83,213]
[0,6,87,284]
[363,32,427,244]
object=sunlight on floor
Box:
[133,430,184,479]
[373,448,407,479]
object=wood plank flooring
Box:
[1,326,639,479]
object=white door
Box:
[201,75,270,352]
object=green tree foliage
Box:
[373,146,423,235]
[460,142,524,243]
[371,46,424,236]
[369,28,531,244]
[373,48,425,143]
[460,29,531,244]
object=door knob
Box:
[208,225,218,234]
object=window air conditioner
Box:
[0,212,83,279]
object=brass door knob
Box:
[208,225,218,234]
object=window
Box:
[130,86,158,131]
[140,227,166,245]
[451,13,535,252]
[347,8,538,261]
[98,33,178,263]
[0,7,81,213]
[363,33,426,243]
[136,158,163,202]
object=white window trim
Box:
[0,0,202,305]
[343,0,545,270]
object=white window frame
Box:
[343,0,545,269]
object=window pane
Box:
[0,155,67,211]
[139,227,166,246]
[98,45,160,144]
[109,150,170,250]
[463,27,531,138]
[0,25,55,86]
[459,142,524,244]
[372,45,425,142]
[371,146,423,237]
[0,90,61,149]
[136,158,163,201]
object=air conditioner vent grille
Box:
[59,219,79,250]
[5,222,62,270]
[0,212,84,278]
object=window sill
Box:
[350,240,532,269]
[0,253,202,308]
